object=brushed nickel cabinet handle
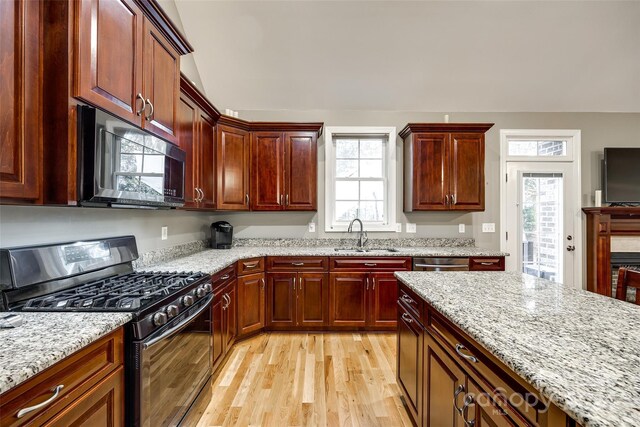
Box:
[244,262,259,268]
[454,384,466,414]
[445,194,449,205]
[286,194,289,205]
[455,344,478,363]
[401,312,413,323]
[279,194,283,206]
[364,263,376,267]
[220,274,230,280]
[135,93,146,116]
[365,277,369,291]
[145,99,154,120]
[17,385,64,418]
[451,194,456,205]
[401,294,414,304]
[292,262,304,266]
[480,262,495,266]
[462,394,475,427]
[245,194,250,205]
[261,278,265,289]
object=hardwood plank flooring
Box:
[196,332,413,427]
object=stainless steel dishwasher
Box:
[413,257,469,271]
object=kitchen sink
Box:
[334,248,399,253]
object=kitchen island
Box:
[394,271,640,427]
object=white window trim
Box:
[499,129,583,289]
[324,126,397,232]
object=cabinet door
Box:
[397,306,423,424]
[424,332,466,427]
[329,273,367,327]
[142,18,179,143]
[177,94,199,208]
[369,273,398,329]
[43,367,124,427]
[267,273,296,328]
[0,0,41,202]
[467,380,518,427]
[449,133,484,211]
[198,110,216,209]
[251,132,284,210]
[285,132,317,211]
[216,124,250,210]
[297,273,328,327]
[211,291,224,370]
[410,133,449,210]
[74,0,144,125]
[237,273,265,337]
[224,282,237,352]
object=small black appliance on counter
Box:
[211,221,233,249]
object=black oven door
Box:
[131,295,213,427]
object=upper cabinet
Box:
[0,0,42,203]
[400,123,493,212]
[251,128,320,211]
[74,0,190,143]
[216,117,251,211]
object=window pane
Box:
[120,154,143,173]
[335,201,358,221]
[143,155,165,174]
[360,139,383,159]
[360,181,384,200]
[336,139,358,158]
[139,176,163,196]
[336,160,358,178]
[360,201,384,221]
[360,160,382,178]
[336,180,359,200]
[508,140,566,156]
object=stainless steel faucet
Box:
[347,218,368,248]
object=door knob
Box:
[566,245,576,251]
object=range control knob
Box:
[152,312,168,326]
[202,283,212,293]
[165,304,179,318]
[195,287,206,298]
[181,295,195,307]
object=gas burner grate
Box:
[22,271,207,312]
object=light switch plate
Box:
[459,224,465,233]
[482,223,495,233]
[395,223,402,233]
[308,222,316,233]
[406,223,417,233]
[161,226,168,240]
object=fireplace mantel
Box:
[583,207,640,296]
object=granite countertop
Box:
[143,246,507,275]
[0,313,131,395]
[394,271,640,427]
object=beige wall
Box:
[212,111,640,249]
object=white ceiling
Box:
[174,0,640,112]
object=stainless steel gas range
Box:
[0,236,213,427]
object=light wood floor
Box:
[195,332,413,427]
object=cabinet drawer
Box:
[330,257,412,271]
[398,282,423,321]
[237,257,265,275]
[0,328,124,427]
[266,256,328,271]
[427,311,545,426]
[469,257,505,271]
[212,265,236,291]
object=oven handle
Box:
[143,294,213,349]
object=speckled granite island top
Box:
[143,246,507,274]
[394,271,640,427]
[0,313,131,394]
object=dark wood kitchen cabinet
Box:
[397,302,424,425]
[400,123,493,212]
[0,0,42,203]
[74,0,187,143]
[211,268,237,372]
[0,329,124,427]
[178,75,220,209]
[329,257,411,330]
[216,117,251,210]
[251,129,319,211]
[237,257,266,338]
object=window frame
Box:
[324,126,397,232]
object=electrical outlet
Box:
[482,223,495,233]
[308,222,316,233]
[395,223,402,233]
[406,223,417,233]
[161,226,168,240]
[459,224,465,233]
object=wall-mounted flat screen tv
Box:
[604,147,640,204]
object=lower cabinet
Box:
[329,272,400,329]
[397,303,424,423]
[266,272,329,329]
[237,272,265,337]
[212,278,237,371]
